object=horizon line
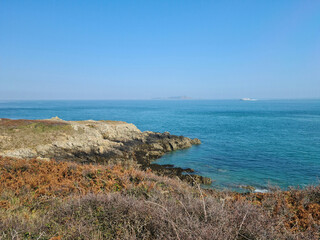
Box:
[0,97,319,101]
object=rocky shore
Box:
[0,118,211,185]
[1,118,319,239]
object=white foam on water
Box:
[254,189,268,193]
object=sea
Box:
[1,99,319,192]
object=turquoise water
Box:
[1,100,320,191]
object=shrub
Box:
[0,157,319,239]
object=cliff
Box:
[0,118,210,184]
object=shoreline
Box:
[1,118,319,238]
[0,117,309,193]
[0,118,212,185]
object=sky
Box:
[0,0,320,100]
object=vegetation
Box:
[0,156,319,239]
[0,119,73,150]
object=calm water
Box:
[1,100,320,191]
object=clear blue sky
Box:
[1,1,319,100]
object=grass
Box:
[0,156,319,239]
[15,122,71,133]
[0,119,73,151]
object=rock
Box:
[191,138,201,145]
[50,116,63,121]
[2,148,37,159]
[240,185,256,192]
[149,164,212,185]
[36,156,51,161]
[0,118,209,185]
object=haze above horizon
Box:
[1,1,319,100]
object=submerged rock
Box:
[240,185,256,192]
[191,138,201,145]
[0,118,210,185]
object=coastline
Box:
[2,99,319,190]
[0,118,319,238]
[0,118,211,185]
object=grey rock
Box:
[0,118,210,185]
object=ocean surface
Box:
[1,100,320,191]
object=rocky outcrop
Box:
[0,118,211,185]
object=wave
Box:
[254,188,268,193]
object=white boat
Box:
[240,98,257,101]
